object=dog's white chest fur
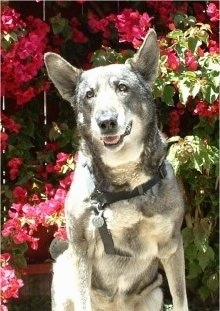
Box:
[87,198,175,261]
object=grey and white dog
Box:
[44,29,188,311]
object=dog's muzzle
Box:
[100,121,133,147]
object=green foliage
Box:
[91,47,134,67]
[155,23,220,106]
[50,14,72,40]
[167,134,219,303]
[167,136,218,174]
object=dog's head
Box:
[44,30,160,166]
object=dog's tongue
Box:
[103,136,120,145]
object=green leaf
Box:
[187,261,202,279]
[187,16,197,26]
[182,227,194,246]
[185,244,199,261]
[198,286,211,301]
[204,84,219,104]
[207,273,219,291]
[191,82,201,98]
[198,247,215,271]
[178,80,190,104]
[167,29,183,40]
[50,14,68,35]
[188,37,200,53]
[9,31,18,42]
[197,31,209,45]
[161,85,176,106]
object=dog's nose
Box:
[97,115,118,133]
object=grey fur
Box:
[44,29,189,311]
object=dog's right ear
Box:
[44,52,81,103]
[130,29,159,84]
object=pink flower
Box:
[193,100,219,117]
[88,12,112,39]
[0,132,8,151]
[72,29,88,44]
[12,186,27,203]
[7,157,23,169]
[166,51,180,71]
[54,227,67,240]
[1,7,49,106]
[208,40,219,54]
[185,51,198,70]
[59,172,74,189]
[7,157,23,180]
[16,87,35,106]
[207,3,220,22]
[1,6,25,32]
[1,263,23,302]
[56,152,70,164]
[0,253,11,265]
[54,188,67,202]
[54,152,71,172]
[1,113,21,133]
[116,9,153,48]
[9,168,19,181]
[45,183,55,198]
[71,17,88,43]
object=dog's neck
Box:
[80,126,166,191]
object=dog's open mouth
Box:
[101,121,132,148]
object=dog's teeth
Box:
[103,136,120,145]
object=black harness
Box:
[90,161,167,256]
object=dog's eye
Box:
[86,89,94,98]
[118,84,128,92]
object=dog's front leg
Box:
[160,236,188,311]
[51,242,92,311]
[64,206,93,311]
[68,242,92,311]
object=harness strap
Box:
[91,161,167,256]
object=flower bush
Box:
[1,1,219,310]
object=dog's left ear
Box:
[44,52,81,103]
[130,29,159,84]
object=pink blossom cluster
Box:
[194,100,219,117]
[168,98,219,135]
[1,6,50,105]
[2,184,69,249]
[209,39,219,54]
[88,12,116,40]
[206,3,219,22]
[1,253,23,310]
[88,8,153,49]
[1,113,21,151]
[45,152,70,175]
[2,153,74,250]
[0,133,8,151]
[1,6,25,32]
[7,157,23,181]
[163,46,204,72]
[168,103,185,136]
[1,113,21,134]
[71,17,88,44]
[166,50,180,71]
[116,9,153,49]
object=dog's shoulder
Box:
[65,152,95,218]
